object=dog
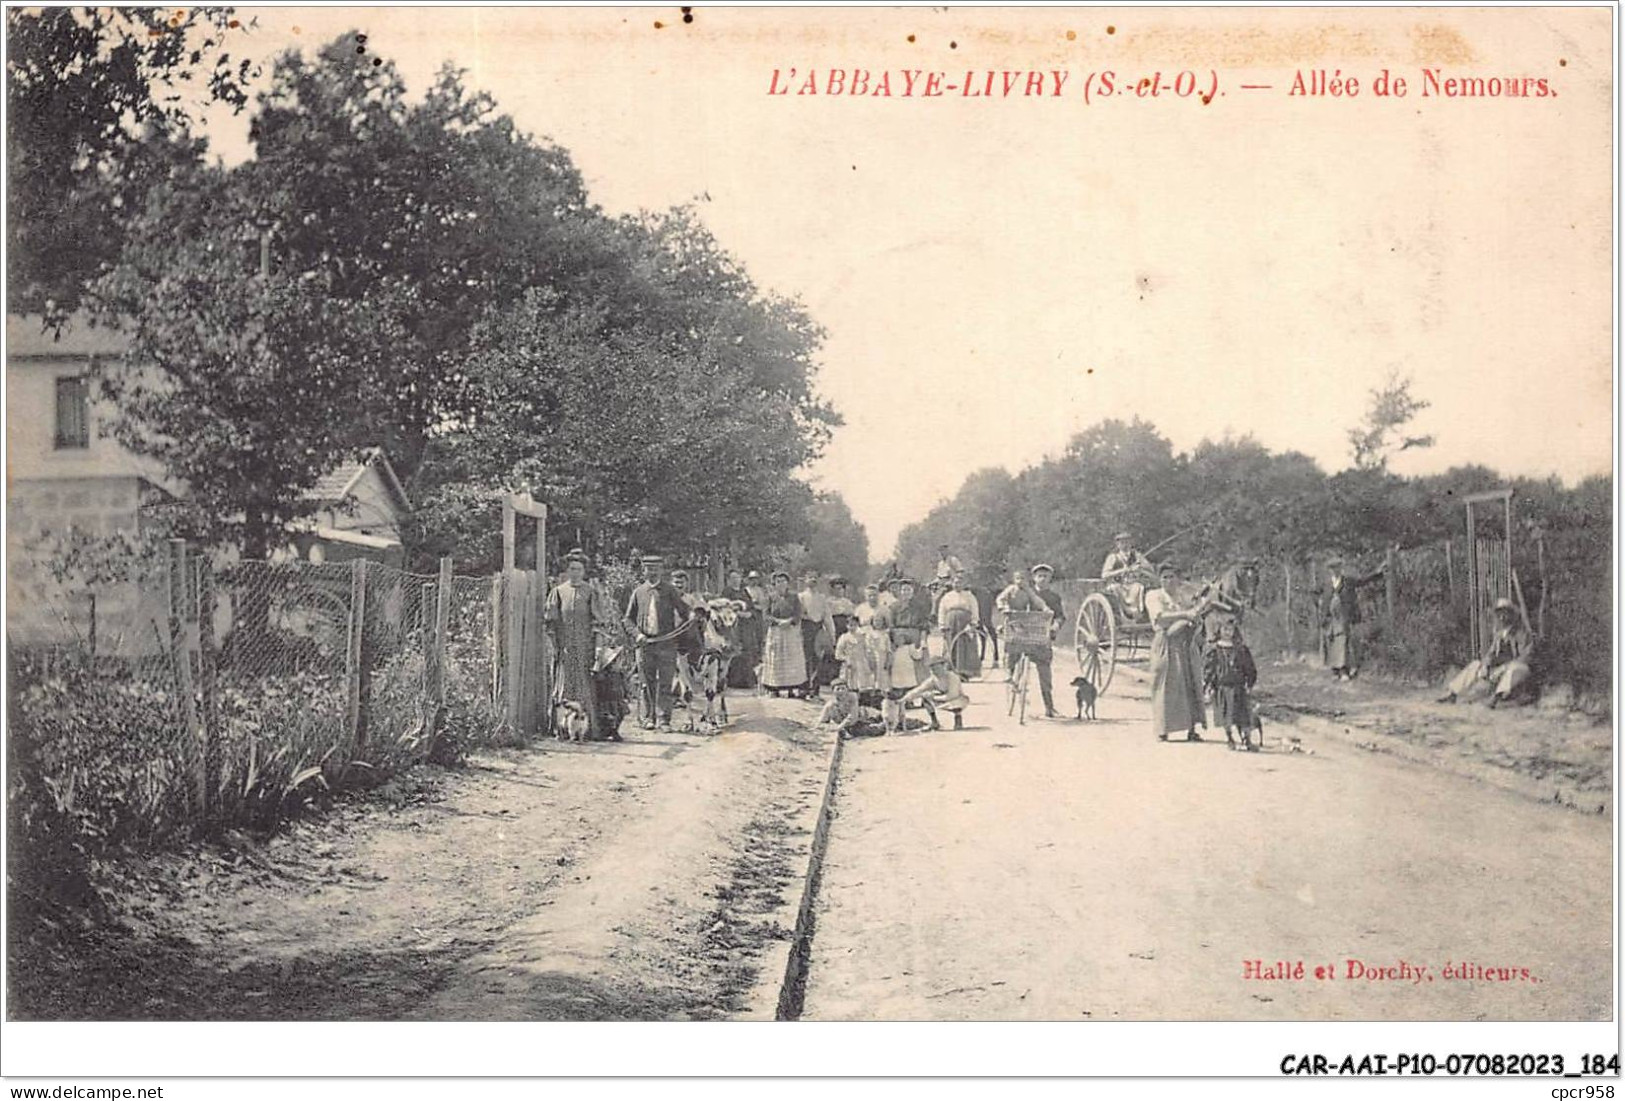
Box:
[1071,676,1098,721]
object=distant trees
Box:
[895,405,1604,587]
[85,33,849,568]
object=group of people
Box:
[545,533,1535,747]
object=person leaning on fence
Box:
[1437,597,1535,708]
[1319,555,1385,681]
[623,555,689,732]
[544,548,614,740]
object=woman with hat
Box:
[760,570,809,698]
[545,549,613,739]
[1146,560,1210,742]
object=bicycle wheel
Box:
[1017,657,1030,725]
[1005,656,1021,716]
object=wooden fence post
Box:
[198,561,221,826]
[167,539,204,819]
[435,557,453,713]
[489,573,502,713]
[1284,561,1294,654]
[345,559,368,751]
[1444,538,1455,603]
[534,508,550,738]
[1534,535,1547,639]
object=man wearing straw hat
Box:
[1437,597,1535,708]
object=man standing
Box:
[1438,597,1535,707]
[1320,555,1385,680]
[935,544,965,585]
[798,569,838,696]
[623,555,688,732]
[997,563,1064,718]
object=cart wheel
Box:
[1074,593,1118,695]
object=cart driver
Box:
[1102,532,1154,619]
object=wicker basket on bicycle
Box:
[1002,609,1055,647]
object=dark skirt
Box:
[1211,685,1255,729]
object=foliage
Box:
[6,7,258,321]
[89,35,845,569]
[895,416,1610,699]
[1348,373,1435,471]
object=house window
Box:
[54,376,90,450]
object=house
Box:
[279,448,412,568]
[6,314,412,650]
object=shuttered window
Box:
[54,376,89,449]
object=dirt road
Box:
[11,696,831,1021]
[800,654,1613,1021]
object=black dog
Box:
[1070,676,1097,721]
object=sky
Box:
[196,7,1613,556]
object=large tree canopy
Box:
[7,7,257,322]
[90,34,847,569]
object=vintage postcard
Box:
[3,2,1616,1085]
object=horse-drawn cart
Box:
[1072,571,1158,696]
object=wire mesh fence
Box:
[9,544,534,843]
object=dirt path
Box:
[801,654,1612,1021]
[10,696,832,1021]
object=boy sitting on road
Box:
[902,654,972,731]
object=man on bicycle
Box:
[996,563,1065,718]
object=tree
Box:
[6,7,258,322]
[1348,373,1435,471]
[94,164,414,558]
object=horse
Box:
[1195,560,1262,643]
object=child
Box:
[818,679,886,737]
[836,614,892,712]
[1203,619,1260,751]
[903,654,973,730]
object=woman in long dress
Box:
[760,571,809,697]
[885,576,931,699]
[1146,560,1209,743]
[936,573,983,679]
[544,550,612,738]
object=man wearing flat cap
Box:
[1438,597,1535,707]
[623,554,688,731]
